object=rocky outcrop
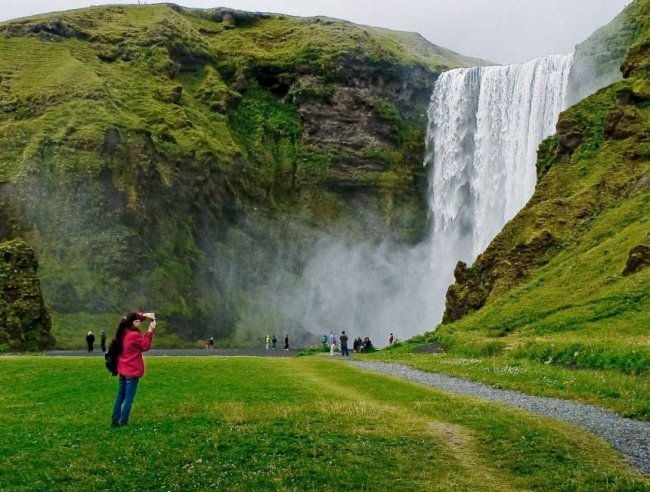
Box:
[0,17,90,41]
[443,231,557,322]
[623,237,650,275]
[556,118,583,155]
[0,239,54,351]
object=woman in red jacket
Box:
[110,312,156,427]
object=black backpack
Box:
[104,343,118,376]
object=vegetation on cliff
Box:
[0,5,480,347]
[0,239,53,350]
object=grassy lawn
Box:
[0,356,648,491]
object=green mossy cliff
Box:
[0,5,481,345]
[0,239,53,350]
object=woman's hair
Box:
[108,313,141,356]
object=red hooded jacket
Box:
[117,329,153,378]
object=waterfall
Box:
[425,54,574,294]
[273,54,575,347]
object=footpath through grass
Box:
[373,339,650,421]
[0,356,648,491]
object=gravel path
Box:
[353,361,650,475]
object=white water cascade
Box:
[425,54,574,303]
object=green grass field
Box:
[1,356,648,491]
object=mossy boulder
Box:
[0,239,54,351]
[623,236,650,275]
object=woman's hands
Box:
[148,320,157,333]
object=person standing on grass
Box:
[109,312,156,427]
[272,335,277,349]
[86,331,95,352]
[340,331,349,357]
[100,330,107,353]
[284,334,289,351]
[329,331,337,356]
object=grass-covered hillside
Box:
[0,5,481,348]
[383,0,650,419]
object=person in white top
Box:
[329,331,337,356]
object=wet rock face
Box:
[294,56,434,147]
[0,239,54,351]
[298,87,394,152]
[291,55,435,187]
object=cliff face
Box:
[0,239,54,351]
[442,0,650,328]
[0,5,480,342]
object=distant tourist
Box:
[272,335,277,349]
[329,331,337,356]
[86,331,95,352]
[208,337,214,349]
[353,337,362,353]
[109,312,156,427]
[265,334,271,350]
[388,333,394,345]
[363,337,373,351]
[284,334,289,351]
[100,330,107,353]
[340,331,349,357]
[321,334,328,348]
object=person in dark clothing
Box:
[363,337,373,351]
[284,335,289,350]
[100,330,107,353]
[340,331,349,357]
[86,331,96,352]
[272,335,277,349]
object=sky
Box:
[0,0,633,63]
